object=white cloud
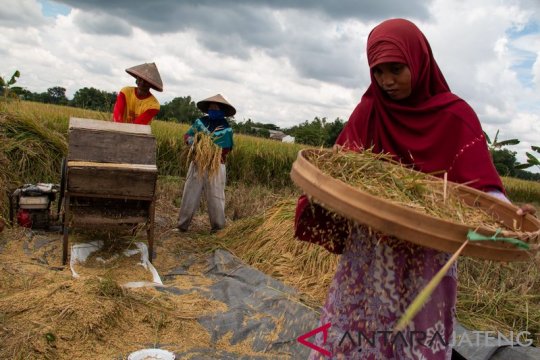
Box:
[532,50,540,88]
[72,10,132,36]
[0,0,537,163]
[0,0,47,28]
[417,0,538,163]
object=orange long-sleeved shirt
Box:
[113,86,160,125]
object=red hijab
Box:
[337,18,503,191]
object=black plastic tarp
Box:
[161,249,539,359]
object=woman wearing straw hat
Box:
[177,94,235,232]
[295,19,535,359]
[112,62,163,125]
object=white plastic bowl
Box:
[127,348,175,360]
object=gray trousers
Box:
[177,162,226,231]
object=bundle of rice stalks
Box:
[0,112,67,171]
[187,131,222,179]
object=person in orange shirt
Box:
[113,62,163,125]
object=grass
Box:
[503,177,540,207]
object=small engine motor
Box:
[10,183,59,229]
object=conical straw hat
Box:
[125,62,163,92]
[197,94,236,117]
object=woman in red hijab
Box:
[295,19,507,359]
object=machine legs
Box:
[61,194,156,265]
[147,200,156,263]
[62,193,70,265]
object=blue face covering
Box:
[208,109,225,120]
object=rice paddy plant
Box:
[502,176,540,206]
[0,100,110,136]
[227,137,304,187]
[151,120,188,177]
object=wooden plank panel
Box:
[69,117,152,135]
[70,215,148,226]
[68,129,156,164]
[67,161,157,171]
[67,167,157,198]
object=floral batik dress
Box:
[309,226,456,360]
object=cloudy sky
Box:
[0,0,539,165]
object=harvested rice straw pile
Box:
[218,199,339,306]
[307,149,513,233]
[74,250,154,283]
[0,111,67,218]
[0,274,222,359]
[187,131,222,178]
[166,271,215,290]
[216,332,268,357]
[0,228,229,359]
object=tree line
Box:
[1,70,538,181]
[9,86,117,112]
[154,94,347,147]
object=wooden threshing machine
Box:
[61,118,158,265]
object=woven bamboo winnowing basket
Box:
[290,149,540,262]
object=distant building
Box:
[282,135,295,143]
[268,130,295,143]
[250,127,295,143]
[268,130,286,141]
